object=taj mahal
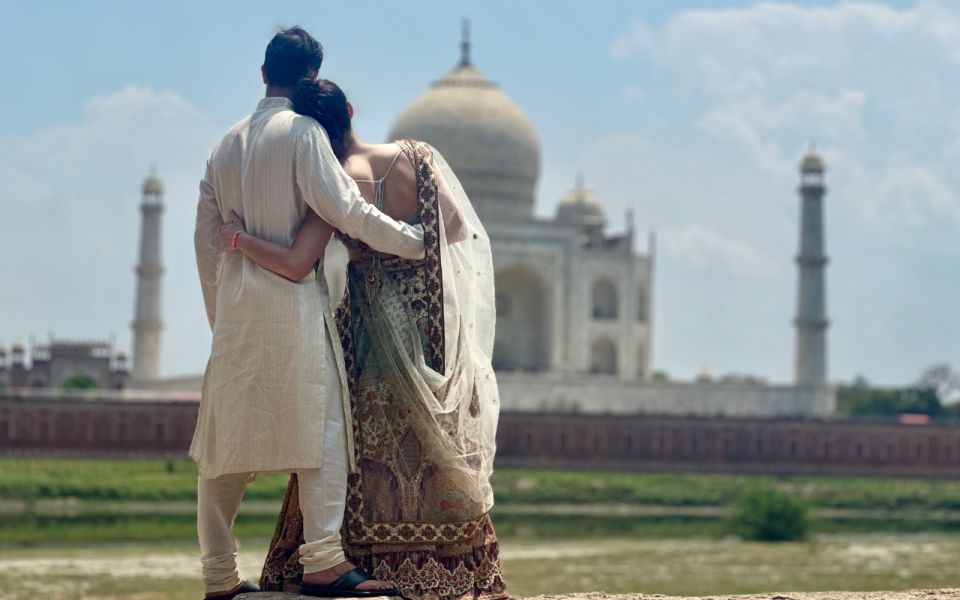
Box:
[0,28,835,419]
[389,30,654,379]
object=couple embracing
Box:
[191,27,506,600]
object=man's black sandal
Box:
[300,568,399,598]
[203,579,259,600]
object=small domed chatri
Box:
[556,174,605,228]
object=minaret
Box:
[794,148,829,386]
[131,169,164,383]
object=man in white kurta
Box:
[191,95,424,594]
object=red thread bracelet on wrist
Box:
[231,231,241,249]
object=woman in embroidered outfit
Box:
[217,78,506,600]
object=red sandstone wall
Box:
[0,392,197,457]
[2,391,960,479]
[496,413,960,479]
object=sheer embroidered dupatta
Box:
[344,140,500,530]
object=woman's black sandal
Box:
[300,568,399,598]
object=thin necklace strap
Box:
[354,144,406,183]
[379,147,405,181]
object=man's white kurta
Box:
[190,97,424,479]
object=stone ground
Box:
[237,591,960,600]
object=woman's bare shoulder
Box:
[375,143,416,185]
[375,143,418,215]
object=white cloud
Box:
[698,88,867,171]
[659,223,775,276]
[609,19,656,60]
[616,2,929,69]
[853,162,960,233]
[611,1,960,235]
[0,85,222,376]
[622,84,647,102]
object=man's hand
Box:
[219,210,245,251]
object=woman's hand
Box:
[219,210,245,251]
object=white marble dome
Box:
[556,177,605,227]
[388,47,540,221]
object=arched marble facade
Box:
[493,265,551,372]
[485,223,653,380]
[590,338,617,375]
[592,279,619,321]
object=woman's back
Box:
[344,142,419,229]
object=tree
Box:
[837,383,943,418]
[726,485,810,541]
[61,373,98,390]
[917,364,960,405]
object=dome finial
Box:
[576,171,585,190]
[460,18,471,67]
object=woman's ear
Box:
[347,102,354,120]
[261,65,268,86]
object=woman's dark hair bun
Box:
[293,78,351,160]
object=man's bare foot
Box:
[302,561,395,592]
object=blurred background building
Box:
[0,339,128,390]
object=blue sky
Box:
[1,0,956,386]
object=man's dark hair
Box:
[263,27,323,87]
